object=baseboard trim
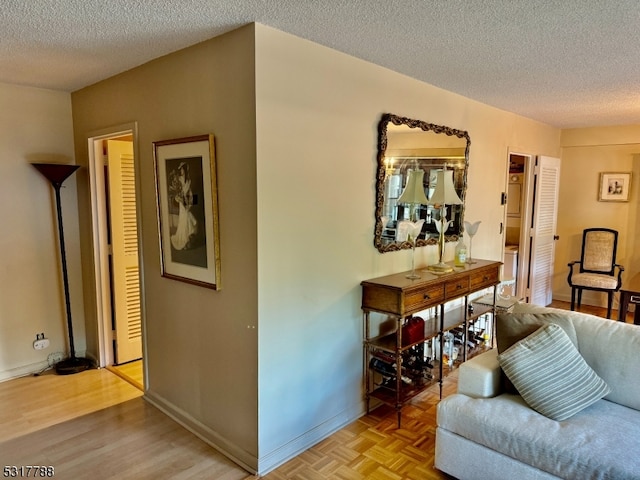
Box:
[145,389,365,477]
[257,401,364,475]
[144,390,258,475]
[0,360,49,383]
[0,350,97,383]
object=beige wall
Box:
[253,24,560,471]
[0,82,83,381]
[554,126,640,307]
[71,25,259,468]
[67,22,561,475]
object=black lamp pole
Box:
[32,163,93,374]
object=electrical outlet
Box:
[33,334,50,350]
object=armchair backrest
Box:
[580,228,618,275]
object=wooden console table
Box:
[619,273,640,325]
[361,259,501,427]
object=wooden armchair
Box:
[567,228,624,319]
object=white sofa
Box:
[435,304,640,480]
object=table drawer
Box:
[405,284,445,313]
[445,277,470,299]
[362,285,404,315]
[471,266,500,290]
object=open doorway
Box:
[87,124,145,390]
[504,152,561,305]
[503,153,533,301]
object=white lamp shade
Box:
[397,169,429,205]
[428,169,463,205]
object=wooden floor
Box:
[0,367,142,444]
[0,368,249,480]
[0,366,457,479]
[0,301,626,479]
[549,299,636,323]
[107,359,144,390]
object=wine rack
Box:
[361,260,500,427]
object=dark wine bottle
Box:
[369,358,396,377]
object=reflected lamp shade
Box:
[428,169,463,205]
[397,169,429,205]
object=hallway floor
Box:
[108,359,143,390]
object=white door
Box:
[107,139,142,364]
[528,156,561,306]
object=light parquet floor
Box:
[0,365,457,479]
[254,300,624,480]
[259,373,458,480]
[0,301,623,479]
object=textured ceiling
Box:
[3,0,640,128]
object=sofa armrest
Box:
[457,349,502,398]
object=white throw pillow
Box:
[498,323,610,421]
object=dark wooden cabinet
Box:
[361,259,501,426]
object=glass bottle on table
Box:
[455,237,467,267]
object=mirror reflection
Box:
[374,113,470,253]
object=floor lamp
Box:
[32,163,93,375]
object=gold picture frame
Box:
[598,172,632,202]
[153,134,221,289]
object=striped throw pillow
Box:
[498,323,610,421]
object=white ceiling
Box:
[3,0,640,129]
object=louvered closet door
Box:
[107,140,142,364]
[529,155,561,306]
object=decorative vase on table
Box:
[405,220,425,279]
[464,220,481,264]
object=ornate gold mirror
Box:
[374,113,470,253]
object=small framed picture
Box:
[598,172,632,202]
[153,134,221,289]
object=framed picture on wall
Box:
[598,172,632,202]
[153,134,221,289]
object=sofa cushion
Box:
[511,303,640,411]
[498,323,610,421]
[496,312,578,393]
[569,314,640,411]
[496,312,578,353]
[437,393,640,479]
[457,349,501,398]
